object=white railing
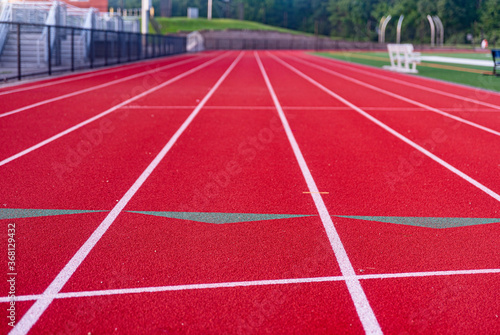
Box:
[2,1,139,31]
[10,1,52,25]
[37,1,57,64]
[0,3,12,53]
[82,8,93,59]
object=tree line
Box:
[109,0,500,45]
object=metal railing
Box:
[0,3,11,53]
[0,21,186,81]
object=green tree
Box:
[480,0,500,44]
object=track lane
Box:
[0,55,202,119]
[32,283,363,334]
[61,52,338,288]
[1,52,239,335]
[275,54,500,198]
[362,273,500,334]
[309,52,500,106]
[260,51,500,333]
[0,54,200,102]
[8,51,243,335]
[300,52,500,131]
[2,50,498,334]
[39,52,356,334]
[0,53,228,165]
[0,56,209,158]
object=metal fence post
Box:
[17,23,21,80]
[137,33,140,60]
[127,32,131,62]
[71,28,75,71]
[104,30,108,66]
[90,29,94,68]
[48,25,52,76]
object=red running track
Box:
[0,50,499,334]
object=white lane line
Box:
[5,268,498,303]
[290,56,500,138]
[255,51,383,335]
[122,105,500,112]
[0,56,202,118]
[0,54,200,97]
[123,105,277,110]
[0,53,227,167]
[307,53,500,112]
[9,52,243,335]
[270,53,500,203]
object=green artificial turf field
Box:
[314,51,500,92]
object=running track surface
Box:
[0,51,499,334]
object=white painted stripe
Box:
[0,53,227,167]
[290,56,500,138]
[123,105,276,110]
[9,52,243,335]
[122,105,499,112]
[4,268,498,303]
[255,51,383,335]
[270,53,500,203]
[309,53,500,112]
[0,56,201,118]
[0,54,200,97]
[420,55,493,67]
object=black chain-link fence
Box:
[0,21,186,81]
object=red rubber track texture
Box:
[0,56,211,160]
[277,54,500,198]
[260,52,500,334]
[0,54,200,111]
[0,52,240,333]
[0,52,211,96]
[1,51,499,334]
[298,52,500,131]
[308,51,500,105]
[46,53,347,334]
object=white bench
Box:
[383,43,421,73]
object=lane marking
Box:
[9,52,244,335]
[308,53,500,112]
[270,53,500,203]
[0,56,202,118]
[4,209,498,228]
[335,215,500,229]
[289,55,500,138]
[0,208,107,220]
[255,51,383,335]
[303,192,329,194]
[0,208,312,223]
[0,53,228,167]
[127,211,313,224]
[123,105,500,112]
[4,268,499,303]
[0,54,200,97]
[123,105,277,110]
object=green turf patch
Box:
[313,51,500,92]
[150,17,309,36]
